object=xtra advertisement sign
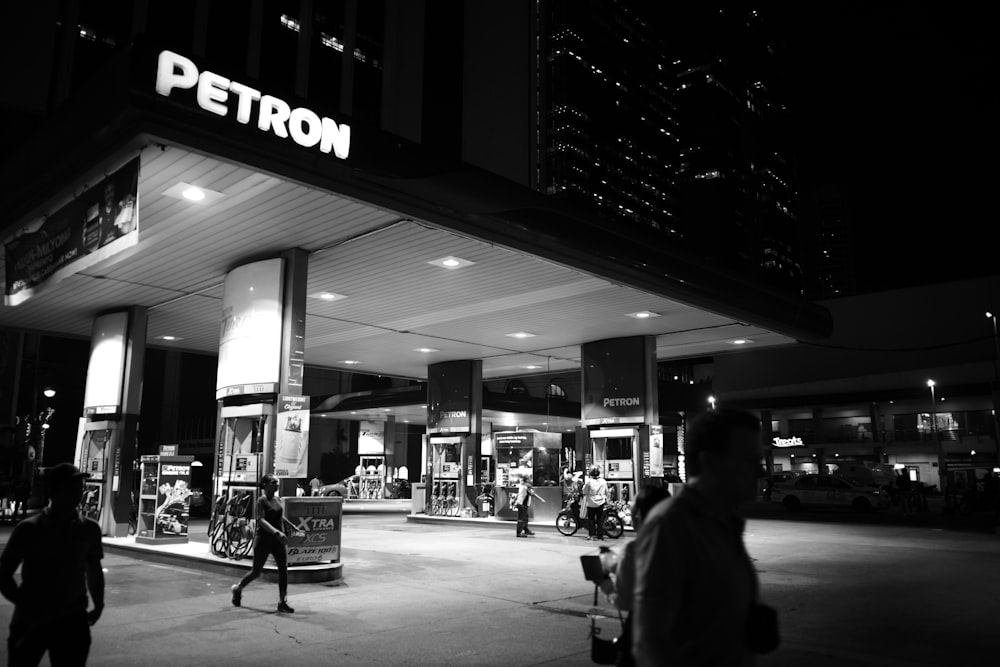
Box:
[4,157,140,306]
[283,497,342,565]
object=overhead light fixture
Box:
[182,187,205,201]
[155,335,184,342]
[342,360,361,365]
[626,311,660,319]
[43,387,56,398]
[525,365,542,370]
[414,347,439,353]
[309,291,347,301]
[421,404,428,409]
[383,408,391,412]
[729,338,754,345]
[162,181,226,205]
[428,255,474,270]
[506,332,535,339]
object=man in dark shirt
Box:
[0,463,105,666]
[631,410,768,666]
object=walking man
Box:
[631,410,777,666]
[0,463,105,666]
[515,475,545,537]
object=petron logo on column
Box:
[154,50,351,159]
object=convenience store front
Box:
[0,44,831,557]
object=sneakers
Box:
[231,585,242,607]
[277,601,295,613]
[524,531,536,536]
[516,533,527,538]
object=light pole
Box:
[708,395,716,411]
[987,313,1000,468]
[928,379,947,503]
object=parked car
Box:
[770,474,890,512]
[761,471,804,501]
[319,475,358,498]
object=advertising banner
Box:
[274,395,309,478]
[4,157,140,306]
[283,497,342,564]
[358,421,385,455]
[216,258,284,398]
[649,425,664,478]
[582,336,657,426]
[156,460,192,539]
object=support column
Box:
[426,360,483,509]
[78,307,147,536]
[761,410,774,477]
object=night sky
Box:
[774,4,999,293]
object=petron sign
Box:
[772,436,806,448]
[154,50,351,159]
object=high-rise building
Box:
[536,2,802,292]
[800,185,857,299]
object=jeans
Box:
[587,504,605,539]
[516,504,531,535]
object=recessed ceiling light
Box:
[421,404,427,409]
[414,347,439,353]
[162,181,225,205]
[729,338,754,345]
[428,256,474,270]
[403,419,410,423]
[384,408,391,412]
[626,311,660,319]
[155,335,183,342]
[310,291,347,301]
[182,187,205,201]
[506,332,535,339]
[525,365,542,370]
[342,360,361,365]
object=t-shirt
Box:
[0,509,103,626]
[255,496,284,537]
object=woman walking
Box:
[582,466,609,541]
[231,473,295,613]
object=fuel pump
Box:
[428,436,463,516]
[212,403,272,519]
[588,426,650,505]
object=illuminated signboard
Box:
[772,436,805,448]
[155,50,351,159]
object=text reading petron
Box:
[155,50,351,159]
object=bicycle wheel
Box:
[555,510,578,536]
[603,513,624,539]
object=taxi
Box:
[770,474,889,512]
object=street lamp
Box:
[928,379,947,502]
[708,396,716,410]
[43,387,56,399]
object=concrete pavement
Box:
[1,509,998,665]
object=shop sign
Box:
[155,51,351,159]
[274,395,309,478]
[283,497,342,564]
[83,311,129,416]
[5,157,140,306]
[426,360,481,435]
[582,337,656,426]
[772,436,805,448]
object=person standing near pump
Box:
[0,463,105,666]
[515,475,545,538]
[582,466,609,541]
[231,473,294,613]
[308,474,322,497]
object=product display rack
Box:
[136,454,194,545]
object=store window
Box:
[505,379,529,397]
[546,382,567,399]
